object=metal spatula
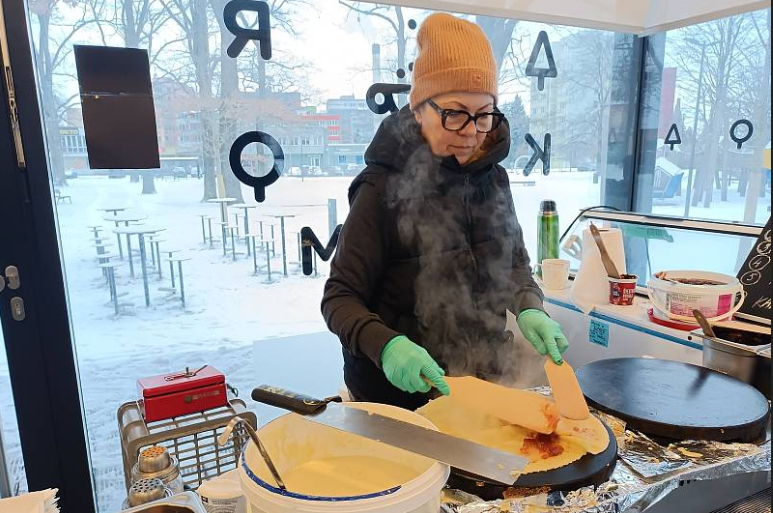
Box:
[251,385,528,485]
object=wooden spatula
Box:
[544,359,590,420]
[693,309,717,338]
[445,376,560,434]
[589,223,621,279]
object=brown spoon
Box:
[693,309,717,338]
[589,223,621,279]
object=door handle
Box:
[9,297,24,321]
[4,266,19,289]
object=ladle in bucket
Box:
[219,416,287,490]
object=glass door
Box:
[0,329,27,498]
[1,0,95,510]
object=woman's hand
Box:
[517,309,569,365]
[381,336,450,395]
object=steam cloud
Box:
[382,118,546,389]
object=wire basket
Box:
[118,398,256,492]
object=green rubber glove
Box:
[381,335,450,395]
[517,309,569,365]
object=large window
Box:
[636,9,771,225]
[26,0,639,510]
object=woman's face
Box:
[414,92,495,165]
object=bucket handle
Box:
[647,287,747,324]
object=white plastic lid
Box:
[199,472,243,500]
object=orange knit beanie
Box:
[409,13,498,110]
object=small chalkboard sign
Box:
[736,216,771,324]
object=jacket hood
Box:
[364,105,511,176]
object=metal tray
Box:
[118,491,206,513]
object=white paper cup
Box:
[539,259,570,290]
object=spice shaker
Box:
[123,478,173,509]
[131,445,184,494]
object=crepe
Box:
[418,395,609,474]
[445,376,561,434]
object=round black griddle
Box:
[576,358,771,443]
[447,422,618,501]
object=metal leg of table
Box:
[138,235,151,307]
[251,238,258,274]
[244,211,251,256]
[126,234,135,278]
[264,242,273,283]
[156,242,163,279]
[178,261,186,308]
[115,224,124,259]
[150,241,157,268]
[280,217,288,277]
[270,226,276,256]
[200,217,207,244]
[109,268,119,316]
[206,218,214,249]
[230,229,237,261]
[221,226,228,257]
[105,265,114,299]
[169,258,176,289]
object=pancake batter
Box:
[281,455,420,497]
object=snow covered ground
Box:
[0,170,767,511]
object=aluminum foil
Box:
[441,411,771,513]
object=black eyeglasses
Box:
[426,99,504,133]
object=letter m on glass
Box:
[301,225,342,276]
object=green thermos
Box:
[537,200,559,277]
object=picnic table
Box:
[268,214,295,277]
[113,226,166,307]
[103,213,148,260]
[231,204,257,255]
[208,198,237,256]
[99,207,128,216]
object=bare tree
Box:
[674,15,752,207]
[563,31,614,167]
[30,0,92,186]
[161,0,308,201]
[161,0,220,199]
[112,0,172,193]
[340,2,409,88]
[739,10,771,221]
[209,0,245,201]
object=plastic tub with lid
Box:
[647,270,746,323]
[238,402,450,513]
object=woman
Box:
[322,13,569,410]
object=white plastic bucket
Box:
[239,402,449,513]
[647,270,746,323]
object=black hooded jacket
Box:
[321,106,544,410]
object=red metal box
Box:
[137,365,227,422]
